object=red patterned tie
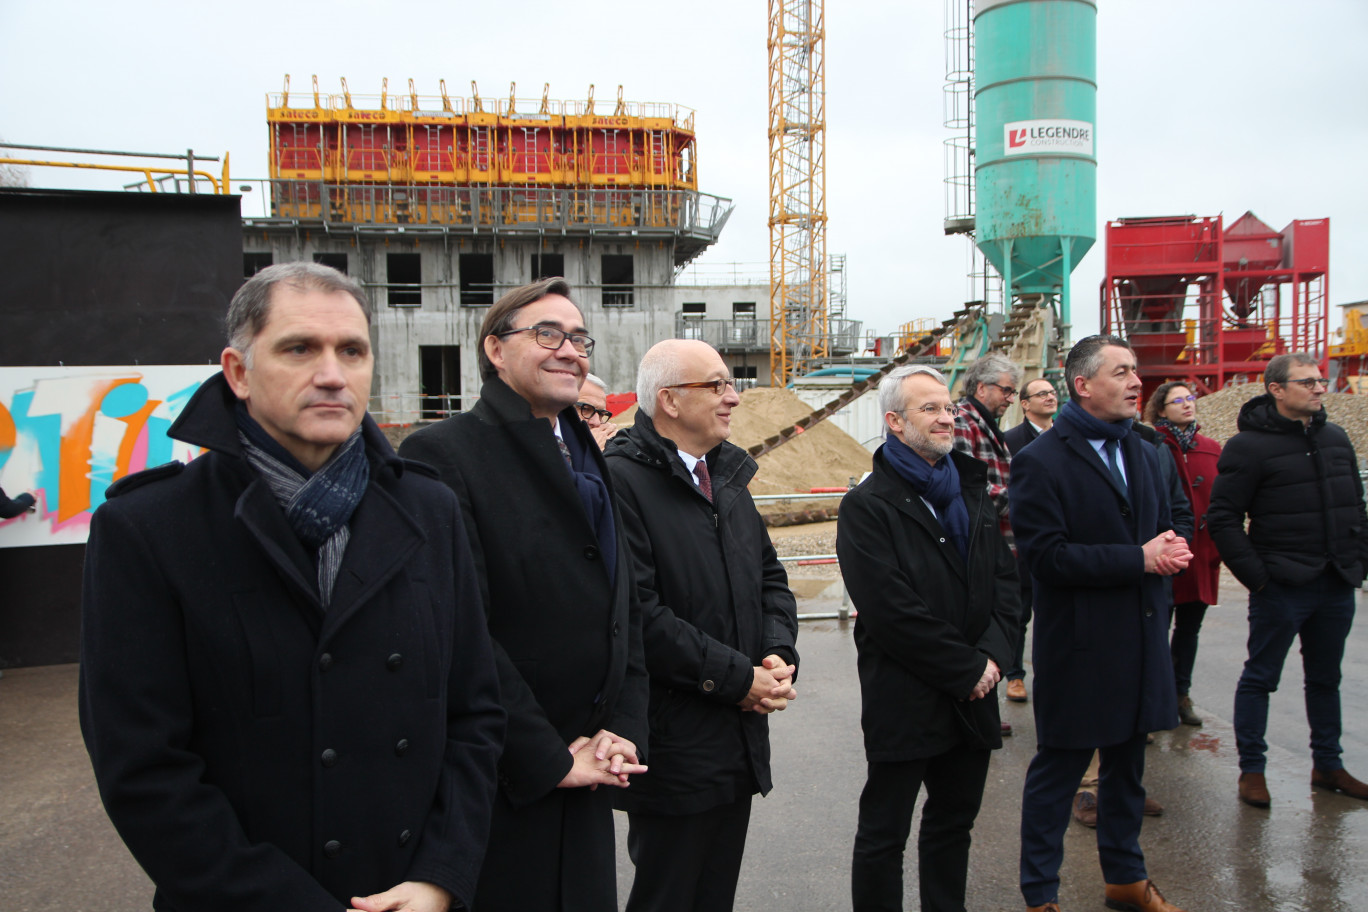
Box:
[693,460,713,502]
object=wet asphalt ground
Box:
[3,577,1365,910]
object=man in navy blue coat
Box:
[1009,335,1192,912]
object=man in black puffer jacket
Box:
[1209,352,1368,808]
[606,339,799,912]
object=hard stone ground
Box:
[3,573,1366,911]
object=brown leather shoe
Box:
[1026,904,1061,912]
[1311,766,1368,799]
[1103,879,1186,911]
[1239,772,1271,807]
[1072,790,1098,827]
[1143,795,1164,816]
[1176,695,1202,727]
[1007,678,1028,702]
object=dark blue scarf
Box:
[1058,398,1131,441]
[560,418,617,586]
[883,431,970,562]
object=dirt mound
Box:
[614,387,873,498]
[1192,386,1368,457]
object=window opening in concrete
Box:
[733,302,756,317]
[602,254,635,307]
[243,252,273,280]
[420,345,461,419]
[313,253,349,274]
[460,253,495,306]
[387,253,422,307]
[531,253,565,280]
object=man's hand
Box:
[967,658,1001,701]
[739,654,798,714]
[1142,530,1193,576]
[559,730,647,790]
[350,881,452,912]
[590,422,621,448]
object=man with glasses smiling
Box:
[400,277,648,911]
[1209,352,1368,807]
[838,364,1017,912]
[605,339,798,912]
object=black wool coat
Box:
[398,376,647,912]
[837,448,1017,761]
[79,373,505,912]
[1008,415,1180,748]
[1003,419,1041,456]
[1209,394,1368,591]
[604,412,798,816]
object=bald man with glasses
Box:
[605,339,798,912]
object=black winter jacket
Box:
[1208,393,1367,591]
[79,373,505,911]
[604,412,798,815]
[839,448,1017,760]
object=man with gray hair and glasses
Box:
[1209,352,1368,807]
[605,338,798,911]
[839,363,1017,912]
[577,372,622,448]
[79,262,505,912]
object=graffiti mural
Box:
[0,366,218,548]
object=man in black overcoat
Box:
[79,262,506,912]
[399,277,648,912]
[1009,335,1192,912]
[605,339,799,912]
[837,364,1017,912]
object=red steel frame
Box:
[1100,214,1329,396]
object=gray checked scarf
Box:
[236,403,369,608]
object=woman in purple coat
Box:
[1144,381,1223,727]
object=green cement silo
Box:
[974,0,1096,327]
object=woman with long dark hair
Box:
[1144,380,1223,726]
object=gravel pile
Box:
[1192,386,1368,459]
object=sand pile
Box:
[1192,387,1368,457]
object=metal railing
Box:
[675,316,864,356]
[236,178,732,243]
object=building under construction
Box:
[242,77,736,421]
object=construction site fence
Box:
[236,178,732,237]
[675,316,864,357]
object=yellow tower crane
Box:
[768,0,828,387]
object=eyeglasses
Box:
[495,324,595,356]
[985,382,1017,399]
[575,402,612,422]
[1166,395,1197,405]
[1023,388,1057,401]
[666,378,737,396]
[903,403,961,418]
[1283,377,1329,390]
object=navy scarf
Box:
[1058,398,1131,441]
[560,419,617,586]
[883,431,970,562]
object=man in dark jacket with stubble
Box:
[1209,352,1368,807]
[605,338,798,912]
[838,364,1017,912]
[399,277,648,912]
[80,262,505,912]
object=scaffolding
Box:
[768,0,828,387]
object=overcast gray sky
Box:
[3,0,1365,340]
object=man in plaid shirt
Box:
[953,353,1025,728]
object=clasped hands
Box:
[1142,530,1193,576]
[559,728,646,790]
[739,653,797,714]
